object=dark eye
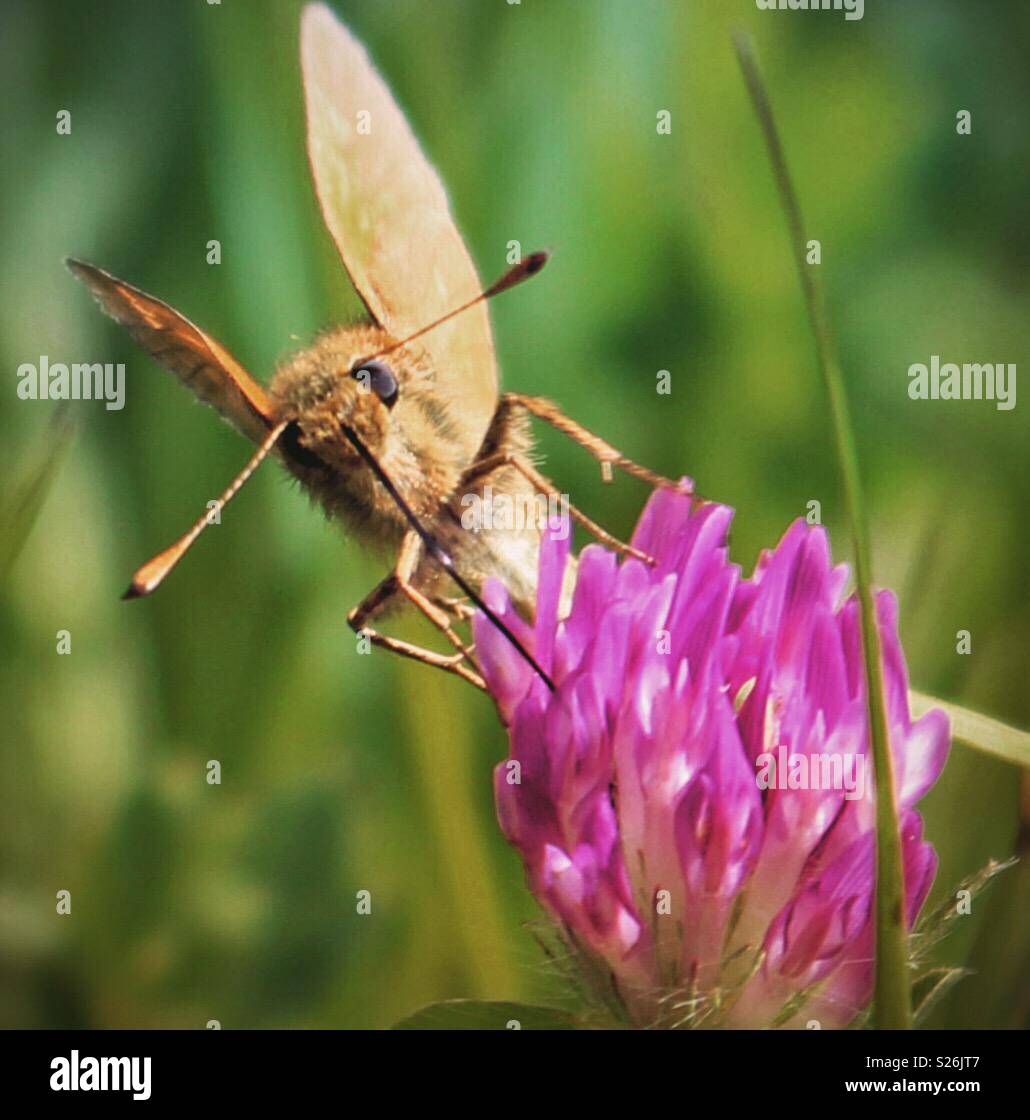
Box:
[351,359,398,408]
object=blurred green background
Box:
[1,0,1027,1028]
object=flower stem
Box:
[733,32,912,1030]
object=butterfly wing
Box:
[67,259,275,445]
[300,2,498,463]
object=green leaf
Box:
[910,691,1030,769]
[392,1000,582,1030]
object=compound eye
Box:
[351,359,399,408]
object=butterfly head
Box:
[269,324,466,528]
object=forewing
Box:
[67,259,274,445]
[300,2,498,462]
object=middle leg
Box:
[464,450,656,566]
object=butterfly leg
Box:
[347,531,485,690]
[392,530,481,666]
[431,595,477,622]
[502,392,686,491]
[466,450,655,565]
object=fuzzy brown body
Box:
[271,323,544,615]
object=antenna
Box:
[123,420,288,600]
[363,251,549,363]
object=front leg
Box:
[347,531,485,690]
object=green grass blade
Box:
[1,406,76,580]
[910,691,1030,769]
[733,32,912,1029]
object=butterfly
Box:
[69,2,677,691]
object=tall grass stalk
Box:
[733,32,912,1029]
